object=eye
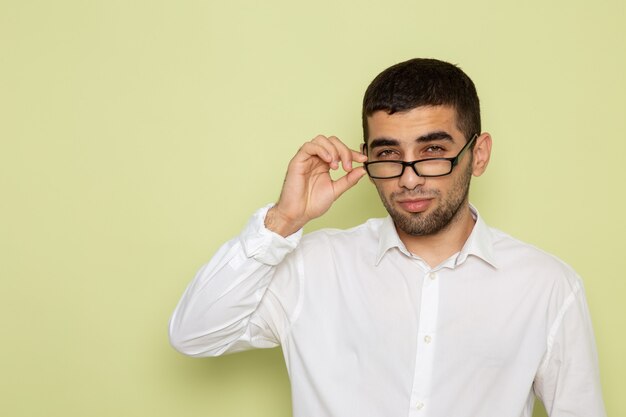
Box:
[375,149,401,160]
[423,145,446,155]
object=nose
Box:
[398,163,425,190]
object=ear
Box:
[472,132,492,177]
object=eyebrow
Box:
[368,131,455,150]
[417,131,455,143]
[368,137,399,149]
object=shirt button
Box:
[428,272,437,280]
[415,401,424,410]
[424,335,432,344]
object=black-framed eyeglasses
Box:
[364,134,478,179]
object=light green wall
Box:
[1,1,624,416]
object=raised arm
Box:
[168,136,366,356]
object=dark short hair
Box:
[362,58,480,144]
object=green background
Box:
[1,0,623,416]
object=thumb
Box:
[332,167,367,200]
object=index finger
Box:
[327,136,368,172]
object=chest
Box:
[291,256,549,368]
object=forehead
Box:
[366,105,461,145]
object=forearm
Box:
[168,243,272,356]
[168,206,301,357]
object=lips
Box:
[396,198,433,213]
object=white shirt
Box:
[169,205,606,417]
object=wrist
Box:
[264,206,303,237]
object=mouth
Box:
[396,198,433,213]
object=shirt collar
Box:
[374,204,499,269]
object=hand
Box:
[265,135,368,237]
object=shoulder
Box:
[298,218,386,255]
[489,226,582,290]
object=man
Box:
[169,58,605,417]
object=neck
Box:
[397,202,476,268]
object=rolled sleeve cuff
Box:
[240,204,303,265]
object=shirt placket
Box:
[409,269,439,416]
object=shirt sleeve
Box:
[533,277,606,417]
[168,205,303,357]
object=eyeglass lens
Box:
[367,159,452,178]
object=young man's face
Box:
[365,105,476,237]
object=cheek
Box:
[372,180,394,199]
